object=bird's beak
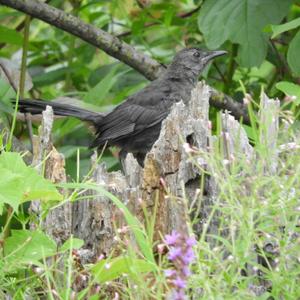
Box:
[203,50,227,63]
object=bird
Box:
[15,48,226,166]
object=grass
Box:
[0,104,300,299]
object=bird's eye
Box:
[193,51,200,58]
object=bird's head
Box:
[169,48,227,76]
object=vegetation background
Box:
[0,0,299,299]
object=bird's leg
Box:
[134,153,146,167]
[119,149,129,173]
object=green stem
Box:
[20,15,34,152]
[266,70,278,94]
[3,15,32,245]
[64,2,80,91]
[0,206,14,253]
[19,16,30,98]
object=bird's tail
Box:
[14,99,103,125]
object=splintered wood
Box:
[32,85,282,290]
[27,82,296,297]
[73,82,214,256]
[30,105,70,244]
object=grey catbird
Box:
[16,48,226,166]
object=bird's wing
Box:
[91,97,175,147]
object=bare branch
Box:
[0,0,163,80]
[0,0,250,123]
[210,88,250,125]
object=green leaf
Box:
[287,30,300,76]
[0,25,23,45]
[84,65,121,104]
[92,256,156,284]
[271,18,300,38]
[32,67,70,87]
[198,0,293,67]
[0,168,23,212]
[0,152,62,211]
[60,237,84,252]
[4,230,56,268]
[276,81,300,104]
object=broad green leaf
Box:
[0,25,23,45]
[276,81,300,104]
[0,77,15,124]
[60,237,84,252]
[0,168,23,212]
[4,230,56,267]
[0,77,15,103]
[271,18,300,38]
[287,30,300,76]
[53,118,83,138]
[88,63,119,86]
[198,0,293,67]
[0,11,22,21]
[92,256,156,283]
[84,65,121,104]
[32,67,70,87]
[0,152,62,211]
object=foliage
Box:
[198,0,293,67]
[0,0,298,175]
[0,152,62,213]
[0,0,299,299]
[0,109,300,298]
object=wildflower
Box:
[186,236,197,247]
[182,266,191,277]
[182,247,195,265]
[284,95,297,102]
[160,177,167,188]
[165,230,181,246]
[97,254,105,261]
[117,226,129,234]
[168,247,182,261]
[163,231,197,300]
[208,120,212,130]
[173,276,186,289]
[157,243,166,254]
[173,289,185,300]
[183,143,192,153]
[243,93,252,105]
[165,269,176,277]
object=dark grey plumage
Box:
[16,48,226,166]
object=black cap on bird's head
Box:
[169,48,227,75]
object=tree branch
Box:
[210,88,250,125]
[0,0,163,81]
[0,0,250,124]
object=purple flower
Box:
[186,236,197,247]
[164,269,176,277]
[168,247,182,261]
[165,231,181,246]
[173,289,186,300]
[172,276,186,289]
[163,231,197,299]
[182,266,191,277]
[182,247,195,264]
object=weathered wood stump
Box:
[30,84,284,297]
